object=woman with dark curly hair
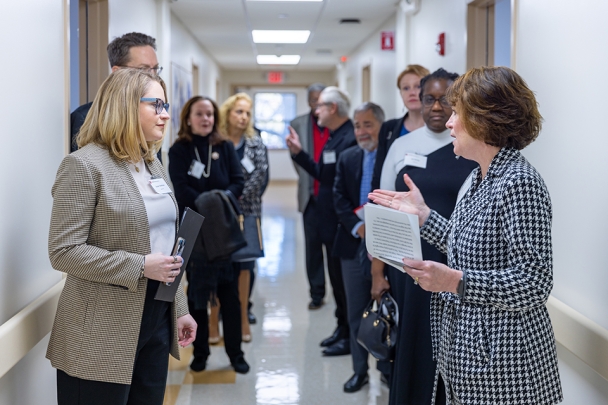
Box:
[370,66,563,404]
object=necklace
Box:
[194,144,213,178]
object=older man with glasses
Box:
[286,86,357,357]
[70,32,163,153]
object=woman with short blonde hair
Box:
[207,92,268,343]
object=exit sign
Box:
[267,71,284,84]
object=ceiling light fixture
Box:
[252,30,310,44]
[247,0,322,2]
[257,55,301,65]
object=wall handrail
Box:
[0,279,64,379]
[547,295,608,382]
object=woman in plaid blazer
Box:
[370,67,563,404]
[47,69,196,405]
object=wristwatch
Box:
[456,270,466,298]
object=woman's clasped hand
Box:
[143,252,184,283]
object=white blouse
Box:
[129,160,176,255]
[380,125,454,191]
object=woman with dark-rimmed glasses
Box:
[48,69,196,405]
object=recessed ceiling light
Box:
[248,0,322,2]
[252,30,310,44]
[257,55,301,65]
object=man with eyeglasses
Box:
[286,86,357,357]
[70,32,162,153]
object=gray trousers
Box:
[341,255,372,375]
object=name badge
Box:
[323,150,337,164]
[241,156,255,173]
[403,153,427,169]
[149,178,172,194]
[188,159,205,179]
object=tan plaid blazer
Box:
[46,143,189,385]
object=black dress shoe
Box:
[320,326,348,347]
[380,372,390,386]
[322,338,351,356]
[231,357,250,374]
[343,373,369,393]
[308,299,324,310]
[248,311,257,324]
[189,357,207,372]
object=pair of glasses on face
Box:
[119,66,163,76]
[141,98,170,115]
[421,95,451,108]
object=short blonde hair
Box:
[396,64,430,89]
[76,69,166,163]
[219,93,255,139]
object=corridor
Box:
[163,182,389,405]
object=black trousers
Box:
[302,198,326,302]
[57,280,171,405]
[341,256,371,375]
[189,265,244,363]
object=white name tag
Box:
[188,160,205,179]
[241,156,255,173]
[323,150,337,164]
[149,178,172,194]
[403,153,427,169]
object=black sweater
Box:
[169,135,244,216]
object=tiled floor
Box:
[163,181,389,405]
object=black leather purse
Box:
[356,292,399,361]
[231,215,264,261]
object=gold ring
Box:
[414,277,419,285]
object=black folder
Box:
[155,207,205,302]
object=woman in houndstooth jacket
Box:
[48,69,196,405]
[369,66,563,404]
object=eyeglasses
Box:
[421,95,451,108]
[119,66,163,76]
[141,98,170,114]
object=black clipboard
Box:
[155,207,205,302]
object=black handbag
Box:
[231,215,264,261]
[356,292,399,361]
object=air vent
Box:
[316,49,332,55]
[340,18,361,24]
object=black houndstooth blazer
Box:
[421,147,563,404]
[46,143,189,385]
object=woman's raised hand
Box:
[143,253,183,283]
[368,174,431,226]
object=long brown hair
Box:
[177,96,225,145]
[76,69,166,163]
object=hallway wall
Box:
[0,1,67,403]
[343,17,398,119]
[516,0,608,402]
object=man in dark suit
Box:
[288,83,328,311]
[71,32,162,153]
[333,102,384,392]
[286,86,356,356]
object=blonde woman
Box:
[208,93,268,343]
[47,69,196,405]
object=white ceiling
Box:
[170,0,399,71]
